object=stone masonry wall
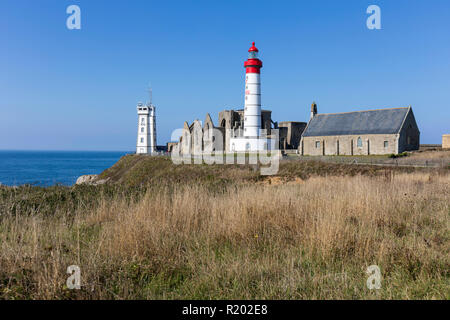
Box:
[442,134,450,149]
[398,110,420,152]
[300,134,400,156]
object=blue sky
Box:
[1,0,449,150]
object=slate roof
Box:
[302,107,410,137]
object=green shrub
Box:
[389,152,408,159]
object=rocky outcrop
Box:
[75,174,110,185]
[94,178,110,185]
[75,174,98,185]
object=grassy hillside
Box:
[95,154,434,187]
[0,155,448,299]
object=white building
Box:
[136,102,157,154]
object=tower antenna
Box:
[147,83,153,105]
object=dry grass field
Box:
[0,156,449,299]
[285,149,450,168]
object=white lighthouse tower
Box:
[136,89,157,154]
[243,42,262,138]
[229,42,274,152]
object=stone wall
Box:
[278,121,307,149]
[300,134,400,155]
[176,117,226,155]
[167,142,177,153]
[398,109,420,152]
[218,110,240,152]
[443,134,450,149]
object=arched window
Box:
[205,124,210,139]
[357,137,363,148]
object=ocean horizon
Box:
[0,150,131,187]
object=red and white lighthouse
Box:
[243,42,263,137]
[229,42,274,152]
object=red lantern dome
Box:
[248,42,259,52]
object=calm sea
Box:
[0,151,131,186]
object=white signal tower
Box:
[136,86,157,154]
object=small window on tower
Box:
[140,138,144,143]
[141,127,144,133]
[141,118,145,125]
